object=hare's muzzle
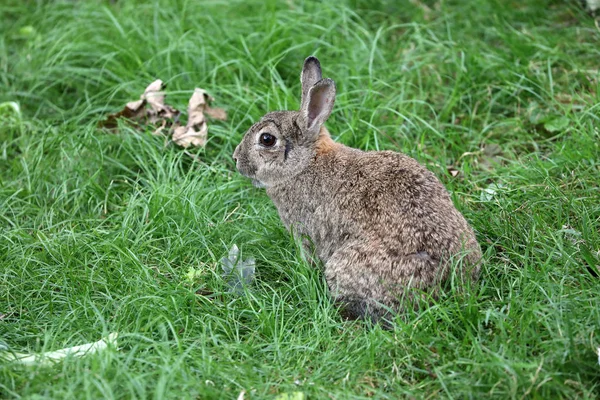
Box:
[232,144,240,164]
[232,144,252,178]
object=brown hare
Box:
[233,56,481,325]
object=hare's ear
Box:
[300,78,336,137]
[300,56,322,110]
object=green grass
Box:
[1,0,599,398]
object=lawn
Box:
[1,0,599,398]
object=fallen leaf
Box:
[447,167,460,177]
[0,333,118,366]
[99,101,146,130]
[172,123,208,148]
[99,80,179,130]
[220,244,255,294]
[143,79,179,122]
[143,80,165,111]
[126,99,145,111]
[205,106,228,121]
[152,119,169,136]
[188,89,209,120]
[172,88,226,148]
[100,81,226,150]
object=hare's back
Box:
[328,149,473,254]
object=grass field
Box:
[1,0,600,398]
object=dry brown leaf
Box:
[143,79,179,122]
[100,79,180,130]
[172,124,208,148]
[447,167,460,177]
[143,80,165,112]
[100,81,226,150]
[188,89,208,126]
[205,106,227,121]
[126,99,145,110]
[172,88,226,148]
[99,99,147,130]
[188,89,227,122]
[152,119,169,136]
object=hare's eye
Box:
[259,133,277,147]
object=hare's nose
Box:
[232,144,240,162]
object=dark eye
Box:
[259,133,277,147]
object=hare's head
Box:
[233,56,336,187]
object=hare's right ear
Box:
[300,56,322,110]
[300,78,336,137]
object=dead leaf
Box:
[152,120,166,136]
[172,88,227,148]
[100,99,147,130]
[143,79,179,122]
[205,106,227,121]
[173,124,208,148]
[143,80,165,110]
[188,89,208,125]
[447,167,460,177]
[100,79,180,130]
[100,80,226,150]
[126,99,144,111]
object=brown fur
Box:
[315,127,340,155]
[233,56,482,325]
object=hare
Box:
[233,56,482,324]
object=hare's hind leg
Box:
[324,240,440,326]
[335,295,396,328]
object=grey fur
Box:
[300,56,322,111]
[300,78,336,136]
[233,56,482,325]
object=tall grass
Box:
[1,0,599,398]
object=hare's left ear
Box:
[300,78,336,137]
[300,56,322,110]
